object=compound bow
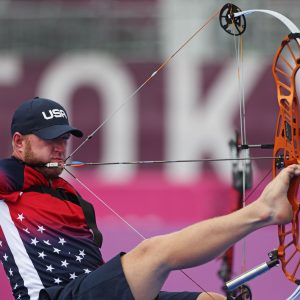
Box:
[46,3,300,300]
[219,3,300,299]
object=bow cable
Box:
[233,15,249,282]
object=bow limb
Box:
[234,9,299,34]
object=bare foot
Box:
[258,164,300,225]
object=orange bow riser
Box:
[273,33,300,284]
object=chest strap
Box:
[24,185,102,248]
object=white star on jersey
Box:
[38,251,47,259]
[69,272,78,280]
[46,265,55,272]
[37,225,46,233]
[53,247,61,254]
[23,228,30,234]
[31,238,39,246]
[61,260,69,268]
[75,255,83,263]
[54,277,62,284]
[17,213,25,222]
[58,237,66,245]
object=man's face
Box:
[23,134,69,178]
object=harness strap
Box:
[24,185,103,247]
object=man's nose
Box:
[53,139,67,151]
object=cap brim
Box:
[33,125,83,140]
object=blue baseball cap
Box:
[11,97,83,139]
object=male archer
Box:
[0,97,297,300]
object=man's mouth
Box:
[47,158,65,168]
[51,158,65,163]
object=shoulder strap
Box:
[76,193,103,247]
[24,185,103,247]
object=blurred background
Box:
[0,0,300,299]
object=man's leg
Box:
[197,293,226,300]
[121,165,300,300]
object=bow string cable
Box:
[235,17,249,283]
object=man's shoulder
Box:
[0,157,24,193]
[0,157,24,175]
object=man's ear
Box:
[12,132,26,154]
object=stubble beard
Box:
[23,139,64,179]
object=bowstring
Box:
[231,12,249,296]
[238,34,249,283]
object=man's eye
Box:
[59,134,71,140]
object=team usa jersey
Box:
[0,158,104,300]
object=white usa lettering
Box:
[42,109,67,120]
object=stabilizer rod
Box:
[224,250,279,292]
